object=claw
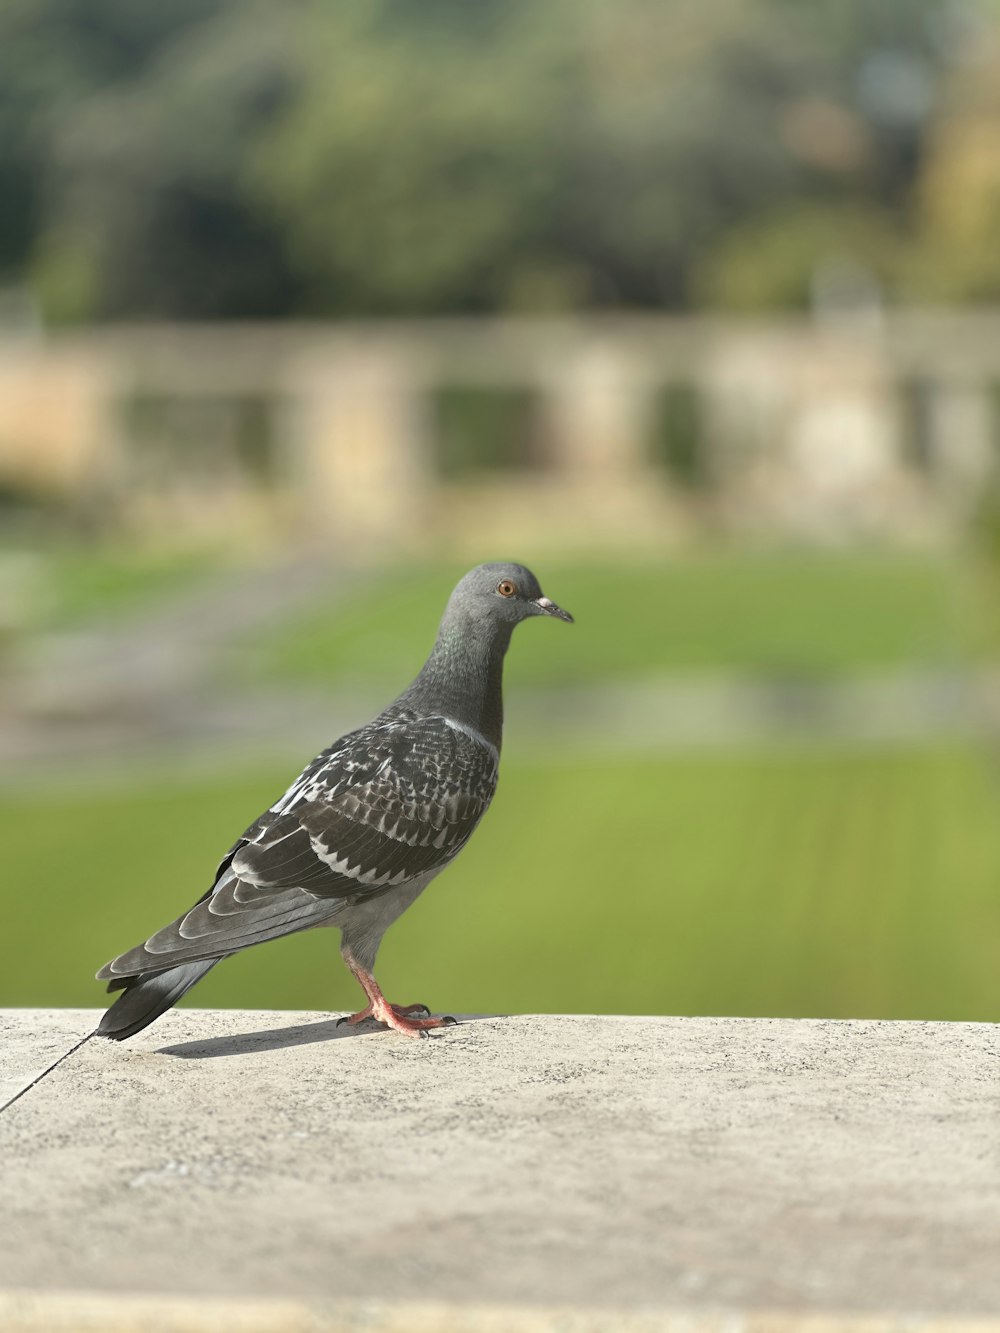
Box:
[337,1003,375,1028]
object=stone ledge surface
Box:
[1,1293,999,1333]
[1,1010,997,1327]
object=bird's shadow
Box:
[157,1013,497,1059]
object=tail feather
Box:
[98,959,220,1041]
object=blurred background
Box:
[2,0,1000,1022]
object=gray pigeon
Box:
[97,562,572,1039]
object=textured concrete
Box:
[0,1008,94,1107]
[1,1010,998,1329]
[0,1293,999,1333]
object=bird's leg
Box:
[338,950,456,1037]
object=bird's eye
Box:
[497,579,517,598]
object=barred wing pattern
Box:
[99,716,498,980]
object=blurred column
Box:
[727,330,908,540]
[538,341,667,543]
[287,346,430,552]
[700,337,788,488]
[0,340,119,518]
[926,382,995,516]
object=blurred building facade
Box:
[1,314,997,553]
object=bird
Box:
[96,562,573,1040]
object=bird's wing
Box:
[98,717,498,980]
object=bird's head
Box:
[450,562,574,630]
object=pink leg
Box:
[339,952,456,1038]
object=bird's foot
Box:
[337,1000,457,1038]
[379,1003,458,1038]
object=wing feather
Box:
[97,715,498,981]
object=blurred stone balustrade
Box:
[1,313,998,551]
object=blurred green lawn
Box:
[3,542,213,631]
[6,744,998,1022]
[240,551,967,689]
[6,548,998,1024]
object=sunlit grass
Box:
[6,743,998,1023]
[239,551,965,689]
[3,541,215,631]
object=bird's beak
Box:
[534,596,574,623]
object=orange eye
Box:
[497,579,517,598]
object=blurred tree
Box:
[253,0,818,312]
[0,0,230,288]
[250,2,559,313]
[905,31,1000,302]
[30,2,301,318]
[694,203,901,311]
[0,0,986,320]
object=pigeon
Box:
[96,562,573,1040]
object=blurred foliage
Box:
[433,387,540,479]
[650,385,708,489]
[905,38,1000,302]
[694,203,903,312]
[3,0,998,320]
[961,440,1000,657]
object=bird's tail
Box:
[98,959,220,1041]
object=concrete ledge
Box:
[1,1293,1000,1333]
[1,1010,998,1328]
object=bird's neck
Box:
[396,608,511,751]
